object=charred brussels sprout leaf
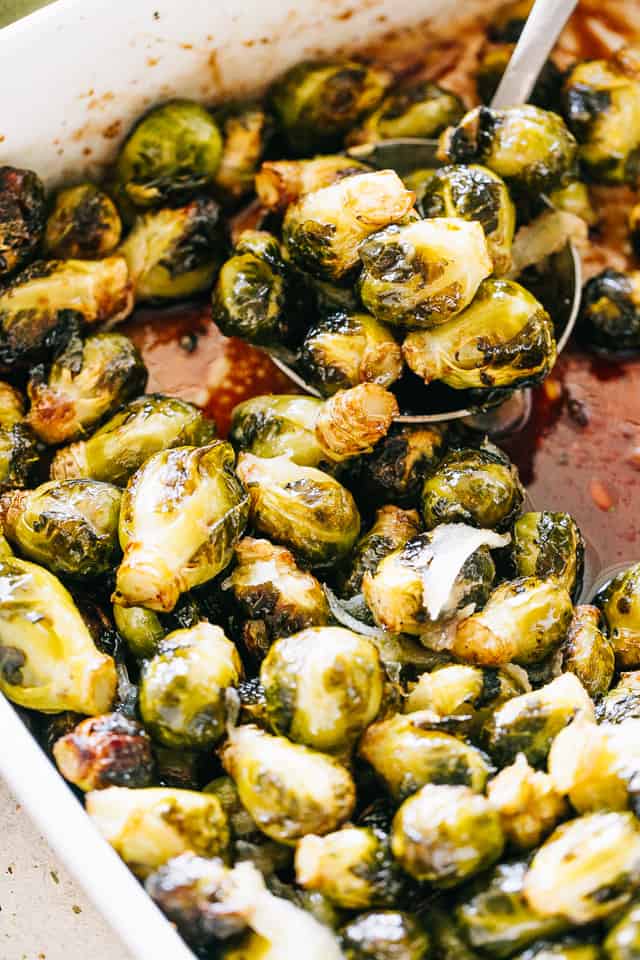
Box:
[300,309,403,396]
[120,196,224,302]
[50,394,216,486]
[598,672,640,724]
[421,446,524,531]
[562,48,640,185]
[261,626,384,755]
[224,537,329,661]
[283,170,415,282]
[358,218,492,329]
[236,453,360,571]
[341,910,430,960]
[415,165,515,275]
[359,711,492,801]
[140,622,242,748]
[455,858,567,957]
[363,525,506,636]
[53,712,154,791]
[221,724,356,843]
[605,901,640,960]
[0,423,41,492]
[0,479,121,578]
[439,105,578,199]
[579,269,640,353]
[44,184,122,259]
[598,562,640,667]
[296,826,404,909]
[27,331,147,445]
[113,603,165,659]
[512,512,584,599]
[214,102,273,200]
[341,505,421,599]
[0,556,117,713]
[314,383,398,462]
[230,394,325,467]
[348,80,465,145]
[487,755,568,851]
[477,46,562,113]
[255,155,367,212]
[524,812,640,923]
[484,673,594,768]
[353,422,447,508]
[391,783,504,886]
[0,166,45,277]
[212,230,289,347]
[86,785,229,878]
[115,100,223,212]
[269,59,392,154]
[115,441,248,612]
[0,257,132,366]
[563,605,615,699]
[403,279,556,393]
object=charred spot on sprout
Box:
[44,184,122,259]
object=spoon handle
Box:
[490,0,578,109]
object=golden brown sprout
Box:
[53,712,154,792]
[341,505,422,599]
[255,155,367,212]
[563,605,615,699]
[43,184,122,259]
[487,753,567,850]
[314,383,398,463]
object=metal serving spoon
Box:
[270,0,581,429]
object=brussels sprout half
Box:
[255,155,368,212]
[341,504,422,599]
[0,166,46,278]
[229,394,325,466]
[348,80,465,145]
[487,754,568,851]
[599,562,640,667]
[214,102,273,200]
[44,184,122,259]
[512,512,584,599]
[563,605,615,699]
[53,712,154,792]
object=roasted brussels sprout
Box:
[604,901,640,960]
[115,441,248,612]
[403,279,556,393]
[0,166,45,277]
[119,196,224,302]
[487,754,567,850]
[114,100,223,212]
[53,712,154,791]
[484,673,595,768]
[224,538,329,660]
[221,723,356,843]
[0,257,132,366]
[0,479,121,578]
[404,664,528,732]
[363,525,507,636]
[421,446,524,532]
[0,556,117,713]
[113,603,165,660]
[341,505,421,599]
[229,395,324,466]
[549,180,597,226]
[415,165,515,275]
[283,170,415,282]
[212,230,289,347]
[599,563,640,667]
[261,626,384,755]
[213,102,273,200]
[524,812,640,923]
[349,79,464,145]
[599,673,640,724]
[86,785,229,877]
[454,573,574,665]
[0,422,41,492]
[563,605,615,699]
[236,453,360,570]
[44,184,122,259]
[360,710,492,801]
[315,384,398,462]
[477,45,562,113]
[439,105,578,198]
[562,48,640,185]
[391,783,504,886]
[255,155,367,212]
[340,910,430,960]
[353,423,447,508]
[50,394,216,486]
[358,218,492,329]
[139,622,242,748]
[26,331,147,445]
[454,858,567,957]
[270,59,391,154]
[300,309,403,396]
[512,512,584,599]
[579,269,640,353]
[295,826,403,909]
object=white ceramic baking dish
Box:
[0,0,505,956]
